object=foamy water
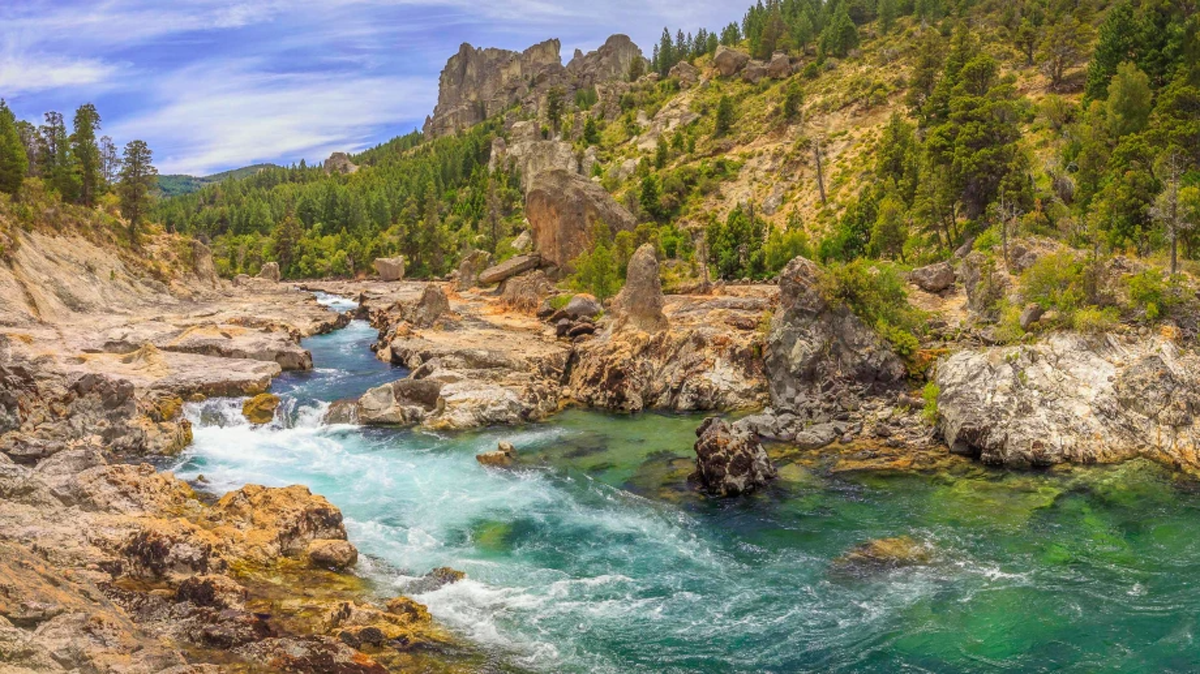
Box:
[170,305,1200,673]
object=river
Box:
[170,294,1200,673]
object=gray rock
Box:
[1019,303,1046,331]
[669,61,701,87]
[612,244,667,333]
[714,46,750,77]
[374,257,405,282]
[741,61,768,84]
[356,379,444,426]
[766,52,791,79]
[410,285,449,328]
[479,254,541,286]
[456,250,492,290]
[563,294,602,320]
[909,261,956,293]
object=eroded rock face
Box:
[690,417,777,496]
[456,250,492,290]
[565,34,644,88]
[612,244,667,333]
[765,257,905,414]
[937,334,1200,472]
[410,285,450,328]
[257,262,281,282]
[670,60,701,87]
[500,270,556,314]
[526,169,637,272]
[324,152,359,175]
[424,39,565,138]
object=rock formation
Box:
[909,261,956,293]
[479,253,541,286]
[257,261,281,282]
[612,244,667,333]
[324,152,359,174]
[714,46,751,77]
[690,417,777,496]
[765,257,906,414]
[525,169,637,272]
[937,334,1200,473]
[374,257,405,281]
[242,393,281,425]
[564,35,644,88]
[456,249,492,290]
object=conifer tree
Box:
[1084,0,1137,102]
[0,101,28,196]
[72,103,102,206]
[118,140,157,248]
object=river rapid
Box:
[170,294,1200,673]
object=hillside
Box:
[156,163,280,198]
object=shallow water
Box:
[172,312,1200,673]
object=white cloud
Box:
[0,54,120,95]
[108,59,436,175]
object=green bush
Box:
[922,382,940,426]
[1020,252,1086,315]
[820,259,926,351]
[1072,306,1121,333]
[1125,269,1182,322]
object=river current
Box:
[170,294,1200,673]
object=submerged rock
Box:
[690,417,777,496]
[242,393,280,425]
[477,441,518,467]
[831,536,933,576]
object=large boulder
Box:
[374,257,405,282]
[714,46,750,77]
[909,261,956,293]
[356,379,444,426]
[612,244,667,333]
[505,138,580,190]
[257,262,281,282]
[766,52,792,79]
[936,334,1200,472]
[192,240,218,287]
[669,61,701,87]
[741,61,768,84]
[500,270,555,314]
[563,294,602,320]
[479,253,541,286]
[690,417,777,496]
[765,257,905,413]
[525,169,637,272]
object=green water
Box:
[172,315,1200,673]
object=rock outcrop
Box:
[456,249,492,290]
[323,152,358,175]
[612,244,667,333]
[257,261,281,282]
[765,257,906,414]
[690,417,777,496]
[564,34,644,88]
[424,40,565,138]
[937,334,1200,473]
[669,61,701,87]
[242,393,280,425]
[525,169,637,272]
[374,257,405,282]
[714,46,750,77]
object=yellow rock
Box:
[242,393,281,425]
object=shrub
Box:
[1072,306,1120,333]
[1125,269,1182,322]
[1020,252,1086,315]
[922,382,940,426]
[820,259,926,351]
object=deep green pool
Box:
[172,309,1200,673]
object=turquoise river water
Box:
[170,294,1200,673]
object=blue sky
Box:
[1,0,743,176]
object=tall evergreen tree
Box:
[1084,0,1138,102]
[0,101,28,196]
[71,103,102,206]
[40,112,79,202]
[118,140,157,248]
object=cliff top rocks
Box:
[424,35,644,138]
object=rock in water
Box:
[690,417,777,496]
[765,257,905,413]
[525,169,637,272]
[908,261,955,293]
[242,393,281,425]
[612,244,667,333]
[457,250,492,290]
[831,537,933,576]
[257,262,280,282]
[476,441,517,467]
[374,257,405,282]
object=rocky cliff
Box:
[424,35,644,138]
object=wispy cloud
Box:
[0,54,120,96]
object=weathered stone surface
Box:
[257,262,281,282]
[500,270,555,314]
[356,379,444,426]
[831,537,933,575]
[563,294,602,320]
[479,253,542,286]
[565,34,644,88]
[714,46,751,77]
[307,539,359,571]
[504,137,580,190]
[765,257,905,414]
[959,251,1009,318]
[690,417,777,496]
[242,393,280,425]
[612,244,667,333]
[476,441,517,467]
[525,169,637,272]
[669,60,701,87]
[410,285,450,328]
[374,257,405,282]
[767,52,792,79]
[456,250,492,290]
[909,261,956,293]
[936,334,1200,472]
[511,230,533,253]
[1020,303,1046,331]
[741,61,768,84]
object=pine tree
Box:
[0,100,28,196]
[1084,0,1138,102]
[118,140,157,248]
[820,2,859,58]
[1038,14,1091,92]
[714,96,736,137]
[41,112,79,202]
[99,135,120,189]
[273,211,302,275]
[1106,61,1152,138]
[878,0,897,35]
[72,103,102,206]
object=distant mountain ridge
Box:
[157,163,280,197]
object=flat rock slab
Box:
[479,254,541,286]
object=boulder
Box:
[766,52,791,79]
[831,537,933,576]
[307,539,359,571]
[936,334,1200,471]
[410,285,449,328]
[242,393,280,425]
[563,294,602,320]
[690,417,777,496]
[212,483,349,561]
[500,270,556,314]
[525,170,637,272]
[714,46,751,77]
[741,61,768,84]
[1019,303,1046,331]
[192,240,218,287]
[476,441,517,467]
[233,274,251,287]
[505,138,580,189]
[765,257,905,413]
[257,262,280,282]
[511,230,533,253]
[612,244,667,333]
[356,379,444,426]
[580,145,599,178]
[456,250,492,290]
[374,257,405,282]
[909,261,956,293]
[669,60,701,87]
[479,254,541,286]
